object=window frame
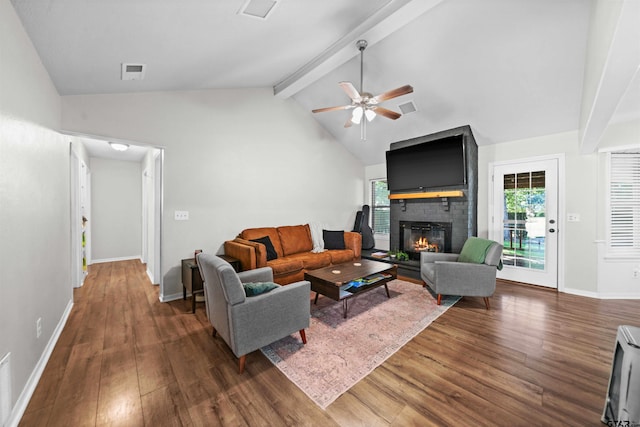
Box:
[370,179,390,235]
[606,151,640,259]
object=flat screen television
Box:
[385,134,466,193]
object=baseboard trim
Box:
[159,292,184,303]
[595,293,640,300]
[6,299,73,427]
[562,287,599,298]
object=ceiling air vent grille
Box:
[239,0,278,19]
[121,63,146,81]
[399,101,417,115]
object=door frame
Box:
[488,153,566,291]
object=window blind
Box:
[371,180,390,234]
[608,152,640,257]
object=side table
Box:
[181,255,240,313]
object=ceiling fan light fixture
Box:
[351,106,364,124]
[365,109,376,122]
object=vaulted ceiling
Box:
[10,0,640,165]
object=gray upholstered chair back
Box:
[484,242,503,267]
[198,253,245,349]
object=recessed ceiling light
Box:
[109,142,129,151]
[238,0,278,19]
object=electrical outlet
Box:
[633,268,640,279]
[174,211,189,221]
[36,318,42,338]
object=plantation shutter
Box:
[371,180,390,234]
[608,152,640,257]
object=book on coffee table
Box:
[371,251,389,258]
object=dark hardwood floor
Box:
[19,260,640,426]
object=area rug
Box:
[260,279,458,409]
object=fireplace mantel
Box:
[388,190,464,200]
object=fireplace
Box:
[399,221,452,260]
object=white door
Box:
[491,158,559,288]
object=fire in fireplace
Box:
[399,221,452,260]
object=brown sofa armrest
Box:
[224,238,264,271]
[343,232,362,259]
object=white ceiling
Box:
[10,0,640,165]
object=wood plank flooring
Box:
[20,260,640,426]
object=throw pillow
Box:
[243,282,279,297]
[250,236,278,261]
[309,222,328,253]
[323,230,345,250]
[458,236,493,264]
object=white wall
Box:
[61,89,365,300]
[90,157,142,261]
[0,0,71,424]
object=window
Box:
[608,152,640,258]
[371,179,390,234]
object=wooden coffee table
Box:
[304,259,397,318]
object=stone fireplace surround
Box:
[388,125,478,255]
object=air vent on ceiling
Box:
[238,0,278,19]
[399,100,417,115]
[121,63,146,81]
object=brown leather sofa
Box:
[224,224,362,285]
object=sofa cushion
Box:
[288,251,332,270]
[241,227,284,258]
[323,230,345,250]
[243,281,279,297]
[327,249,355,265]
[278,224,313,256]
[266,258,304,276]
[249,236,278,261]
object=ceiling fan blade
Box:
[344,118,353,128]
[372,85,414,103]
[372,106,402,120]
[339,82,361,102]
[312,104,353,113]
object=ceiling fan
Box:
[312,39,413,140]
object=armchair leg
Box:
[238,355,246,374]
[299,329,307,344]
[483,297,491,310]
[437,294,442,305]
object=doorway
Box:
[490,157,561,288]
[69,134,164,289]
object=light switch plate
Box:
[174,211,189,221]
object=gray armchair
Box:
[420,237,503,309]
[197,253,310,373]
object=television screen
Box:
[386,134,466,192]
